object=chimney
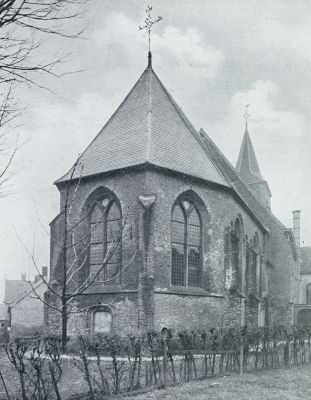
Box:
[42,266,48,278]
[292,210,301,248]
[21,273,26,281]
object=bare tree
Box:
[23,159,136,353]
[0,0,87,195]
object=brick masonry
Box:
[47,166,299,335]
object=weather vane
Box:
[243,104,250,126]
[139,6,162,63]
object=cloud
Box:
[154,26,224,79]
[245,18,311,63]
[92,12,224,83]
[205,78,310,243]
[227,80,306,140]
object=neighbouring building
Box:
[47,53,300,336]
[0,304,10,341]
[290,210,311,326]
[4,268,48,337]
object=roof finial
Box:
[139,6,162,67]
[243,104,250,129]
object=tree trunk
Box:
[61,301,67,354]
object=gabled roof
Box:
[10,279,45,307]
[300,247,311,273]
[4,279,30,304]
[56,64,230,188]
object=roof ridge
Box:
[56,65,230,187]
[55,66,152,185]
[150,69,231,187]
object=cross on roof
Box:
[139,6,162,64]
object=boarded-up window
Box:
[93,310,112,333]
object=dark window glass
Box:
[171,201,202,288]
[108,202,121,221]
[89,199,121,283]
[172,205,185,223]
[245,245,251,294]
[90,244,103,264]
[91,222,104,243]
[188,224,200,246]
[172,221,185,244]
[91,204,103,223]
[188,246,200,287]
[251,249,257,295]
[231,232,239,288]
[172,243,185,285]
[188,207,200,226]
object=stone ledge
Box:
[154,288,224,298]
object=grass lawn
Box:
[1,348,311,400]
[130,365,311,400]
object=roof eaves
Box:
[55,66,152,185]
[151,69,231,188]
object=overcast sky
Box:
[0,0,310,300]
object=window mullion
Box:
[185,217,188,287]
[103,210,107,282]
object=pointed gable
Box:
[235,127,264,185]
[56,65,229,188]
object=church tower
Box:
[236,121,271,210]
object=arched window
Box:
[171,199,202,287]
[89,197,121,283]
[93,309,112,333]
[224,218,243,292]
[245,242,251,295]
[306,284,311,304]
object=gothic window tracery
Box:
[171,199,202,287]
[89,197,121,283]
[224,218,243,292]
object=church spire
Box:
[139,5,162,67]
[236,106,272,210]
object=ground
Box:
[130,366,311,400]
[1,348,311,400]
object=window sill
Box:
[82,284,134,294]
[155,287,224,298]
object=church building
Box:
[47,53,300,335]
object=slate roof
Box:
[4,279,31,304]
[54,59,297,266]
[198,128,299,264]
[235,127,271,199]
[56,64,230,188]
[300,247,311,273]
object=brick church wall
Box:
[48,166,297,335]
